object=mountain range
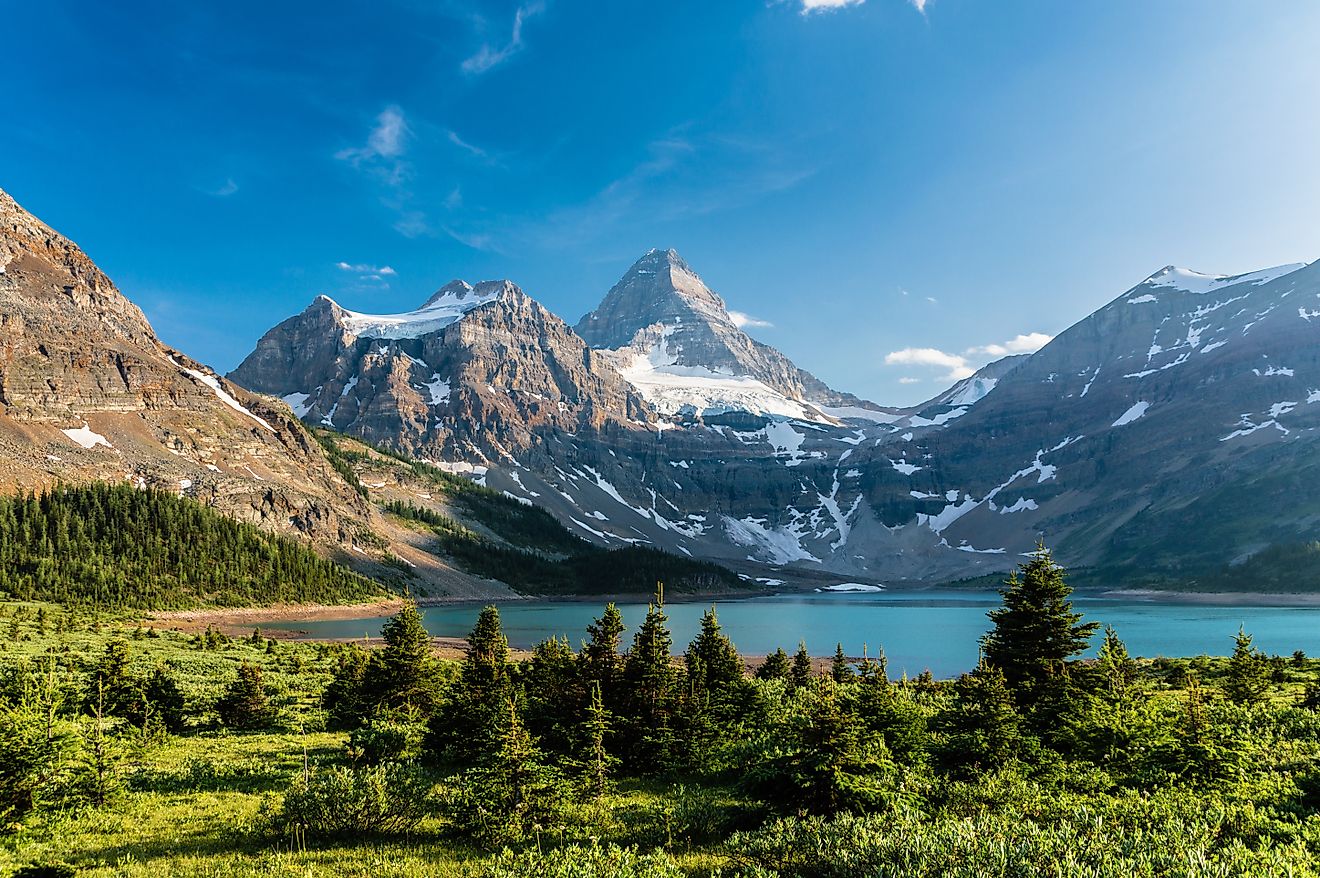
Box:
[5,182,1319,595]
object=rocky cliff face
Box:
[575,249,893,423]
[229,280,654,463]
[0,185,380,543]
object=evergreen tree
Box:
[684,606,743,695]
[756,648,792,681]
[216,662,273,731]
[362,603,442,715]
[621,603,677,767]
[831,644,853,683]
[581,603,626,699]
[141,666,186,732]
[444,699,568,848]
[790,641,813,689]
[938,663,1027,774]
[578,682,616,799]
[427,606,511,762]
[746,682,893,815]
[524,636,583,757]
[981,544,1099,710]
[323,646,371,729]
[1095,626,1139,703]
[87,639,142,720]
[1225,627,1271,706]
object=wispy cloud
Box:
[336,105,412,187]
[799,0,865,13]
[462,3,544,75]
[729,310,773,329]
[909,0,930,16]
[210,178,239,197]
[898,376,921,384]
[885,332,1053,383]
[447,129,489,160]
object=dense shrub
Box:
[276,763,434,837]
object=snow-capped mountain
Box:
[576,249,896,425]
[232,248,1320,591]
[229,279,652,462]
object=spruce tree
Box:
[1095,626,1138,703]
[427,606,511,762]
[938,662,1025,774]
[981,544,1098,709]
[582,603,626,698]
[216,662,273,731]
[1225,627,1271,706]
[578,682,616,799]
[684,606,743,694]
[831,644,853,683]
[621,603,677,766]
[756,648,792,681]
[362,603,442,715]
[524,636,583,757]
[790,641,813,688]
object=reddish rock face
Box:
[0,186,372,544]
[229,280,655,462]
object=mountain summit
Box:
[576,249,889,423]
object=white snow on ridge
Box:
[62,424,113,450]
[945,377,998,407]
[1144,263,1304,295]
[1112,401,1150,427]
[330,285,500,340]
[819,583,884,593]
[1127,294,1158,305]
[999,497,1038,514]
[170,357,275,433]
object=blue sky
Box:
[4,0,1319,404]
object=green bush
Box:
[275,763,434,838]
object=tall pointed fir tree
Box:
[582,603,626,706]
[363,602,442,715]
[685,606,743,695]
[757,648,792,681]
[621,603,677,768]
[428,605,511,762]
[791,641,813,689]
[831,644,853,683]
[981,543,1098,712]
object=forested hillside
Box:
[0,484,382,609]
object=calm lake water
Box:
[289,590,1320,679]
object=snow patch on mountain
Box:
[170,357,275,433]
[62,424,112,450]
[1112,401,1150,427]
[328,283,500,340]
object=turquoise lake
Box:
[288,590,1320,678]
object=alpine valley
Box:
[230,242,1320,593]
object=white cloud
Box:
[910,0,930,15]
[965,332,1053,357]
[885,331,1053,385]
[898,377,921,385]
[462,3,543,74]
[336,262,396,276]
[729,310,773,329]
[337,106,410,166]
[800,0,865,13]
[884,347,974,381]
[210,178,238,197]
